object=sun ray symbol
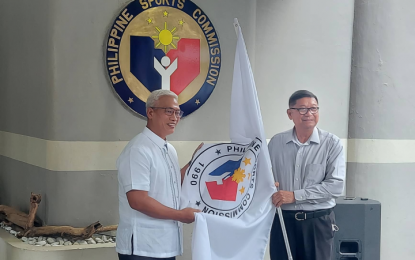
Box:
[151,22,180,53]
[232,168,246,184]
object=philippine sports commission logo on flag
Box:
[105,0,221,118]
[183,139,262,218]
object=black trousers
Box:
[270,210,335,260]
[118,236,176,260]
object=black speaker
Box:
[332,197,381,260]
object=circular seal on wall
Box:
[105,0,221,118]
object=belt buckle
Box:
[295,212,306,221]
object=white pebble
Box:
[47,238,56,244]
[50,242,59,246]
[45,244,51,247]
[59,240,64,245]
[5,227,11,231]
[10,230,17,235]
[57,237,63,241]
[28,241,35,245]
[73,242,79,245]
[63,238,68,242]
[87,239,96,244]
[64,241,72,246]
[52,244,62,247]
[21,237,28,242]
[36,241,47,246]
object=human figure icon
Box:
[154,56,178,91]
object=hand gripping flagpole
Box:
[233,18,293,260]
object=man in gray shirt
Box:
[268,90,345,260]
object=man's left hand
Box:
[272,190,295,207]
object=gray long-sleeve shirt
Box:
[268,127,345,211]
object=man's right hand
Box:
[178,207,201,223]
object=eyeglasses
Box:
[151,107,184,118]
[289,107,319,115]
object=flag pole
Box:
[233,18,293,260]
[274,188,293,260]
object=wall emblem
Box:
[106,0,221,117]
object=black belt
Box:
[281,208,333,221]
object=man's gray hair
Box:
[146,90,178,110]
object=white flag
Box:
[180,20,276,260]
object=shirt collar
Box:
[142,127,168,149]
[286,127,320,145]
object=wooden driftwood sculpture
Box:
[0,192,117,240]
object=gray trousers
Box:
[270,210,336,260]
